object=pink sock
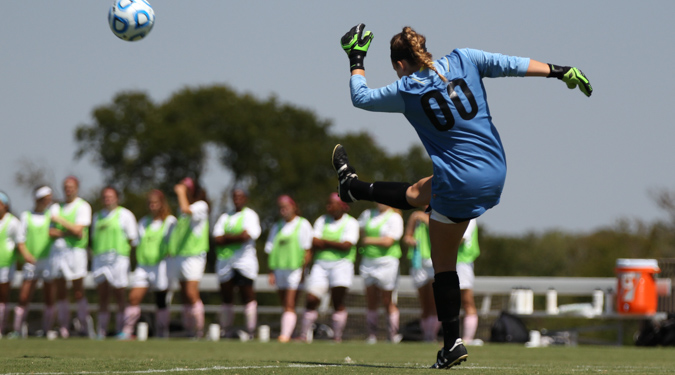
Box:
[280,311,297,339]
[182,305,193,333]
[299,309,318,340]
[123,306,141,335]
[57,300,70,331]
[332,310,348,342]
[115,310,125,334]
[98,311,110,337]
[155,308,169,338]
[77,298,89,327]
[244,301,257,335]
[43,305,55,332]
[192,301,204,338]
[13,306,27,333]
[420,316,429,340]
[220,304,234,333]
[366,310,378,337]
[0,303,6,334]
[424,315,440,342]
[388,310,400,340]
[462,314,478,342]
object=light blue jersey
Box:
[350,48,530,219]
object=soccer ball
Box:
[108,0,155,42]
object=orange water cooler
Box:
[615,258,660,314]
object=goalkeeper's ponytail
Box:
[390,27,447,83]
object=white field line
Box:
[1,364,340,375]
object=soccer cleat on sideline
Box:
[331,144,358,203]
[430,338,469,369]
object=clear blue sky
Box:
[2,1,674,234]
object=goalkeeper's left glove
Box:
[547,64,593,97]
[341,23,374,71]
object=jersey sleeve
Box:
[244,210,262,240]
[121,208,139,242]
[462,219,477,243]
[312,215,325,238]
[189,201,209,222]
[9,216,25,244]
[343,216,360,244]
[212,213,228,236]
[382,212,404,240]
[264,224,278,254]
[458,48,530,78]
[350,75,406,113]
[75,200,92,226]
[299,219,314,250]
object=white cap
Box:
[35,186,52,200]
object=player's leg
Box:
[364,284,380,343]
[239,282,257,338]
[218,279,235,336]
[428,216,470,369]
[0,281,9,336]
[43,280,56,333]
[12,279,36,336]
[418,281,440,342]
[54,277,70,338]
[96,280,111,338]
[332,144,431,208]
[381,289,401,343]
[121,286,147,338]
[460,289,479,343]
[330,286,349,342]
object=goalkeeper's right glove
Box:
[341,23,374,71]
[547,64,593,97]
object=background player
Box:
[91,187,138,338]
[11,186,53,338]
[168,178,209,339]
[265,195,313,343]
[49,176,93,338]
[358,203,404,344]
[121,189,175,339]
[212,188,261,340]
[0,191,35,337]
[299,193,359,343]
[403,208,439,342]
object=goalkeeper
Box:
[333,24,591,369]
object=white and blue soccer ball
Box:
[108,0,155,42]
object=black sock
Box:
[349,180,415,210]
[433,271,461,349]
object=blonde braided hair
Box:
[390,26,448,83]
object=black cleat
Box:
[430,339,468,369]
[331,144,358,203]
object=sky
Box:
[2,1,674,235]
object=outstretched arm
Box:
[527,59,593,97]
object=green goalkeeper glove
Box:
[547,64,593,97]
[341,23,374,71]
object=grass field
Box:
[0,339,672,375]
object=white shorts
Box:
[305,259,354,297]
[273,268,302,290]
[132,261,168,291]
[216,252,259,282]
[48,248,88,281]
[0,265,16,284]
[22,259,51,281]
[168,253,206,282]
[457,262,475,290]
[411,258,435,289]
[92,252,129,289]
[359,256,400,291]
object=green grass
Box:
[0,339,673,374]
